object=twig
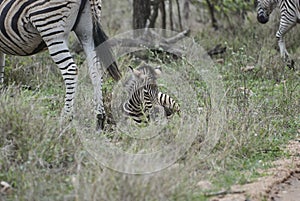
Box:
[164,29,190,44]
[107,29,190,57]
[204,189,246,197]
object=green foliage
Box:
[191,0,254,29]
[213,0,253,15]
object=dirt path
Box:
[210,140,300,201]
[269,171,300,201]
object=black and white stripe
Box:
[256,0,300,62]
[123,65,180,124]
[0,0,121,131]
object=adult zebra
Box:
[123,65,180,124]
[0,0,121,131]
[256,0,298,67]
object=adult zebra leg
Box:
[277,37,295,69]
[276,22,296,69]
[47,38,79,121]
[74,5,105,131]
[277,36,290,61]
[0,52,4,85]
[83,49,105,131]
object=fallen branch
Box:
[106,29,191,58]
[207,44,226,57]
[164,29,190,44]
[204,189,246,197]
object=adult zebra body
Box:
[123,65,180,124]
[0,0,121,131]
[256,0,300,66]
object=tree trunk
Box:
[183,0,190,21]
[159,0,166,29]
[149,0,160,28]
[205,0,218,30]
[176,0,183,31]
[169,0,174,30]
[133,0,151,29]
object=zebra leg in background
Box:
[277,37,295,69]
[157,92,180,118]
[276,22,296,69]
[0,52,4,85]
[74,3,105,131]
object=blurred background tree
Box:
[72,0,255,53]
[133,0,151,29]
[190,0,253,30]
[130,0,254,31]
[132,0,184,31]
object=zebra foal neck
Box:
[0,0,121,131]
[123,64,180,124]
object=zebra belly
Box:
[0,25,46,56]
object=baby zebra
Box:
[123,65,180,124]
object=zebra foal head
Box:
[256,0,278,24]
[123,64,161,124]
[125,64,161,94]
[129,65,161,83]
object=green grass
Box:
[0,10,299,201]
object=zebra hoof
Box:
[96,113,106,132]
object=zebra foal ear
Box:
[154,66,162,76]
[128,65,142,77]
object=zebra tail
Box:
[93,21,121,81]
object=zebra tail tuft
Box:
[93,21,121,81]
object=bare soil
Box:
[210,139,300,201]
[269,171,300,201]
